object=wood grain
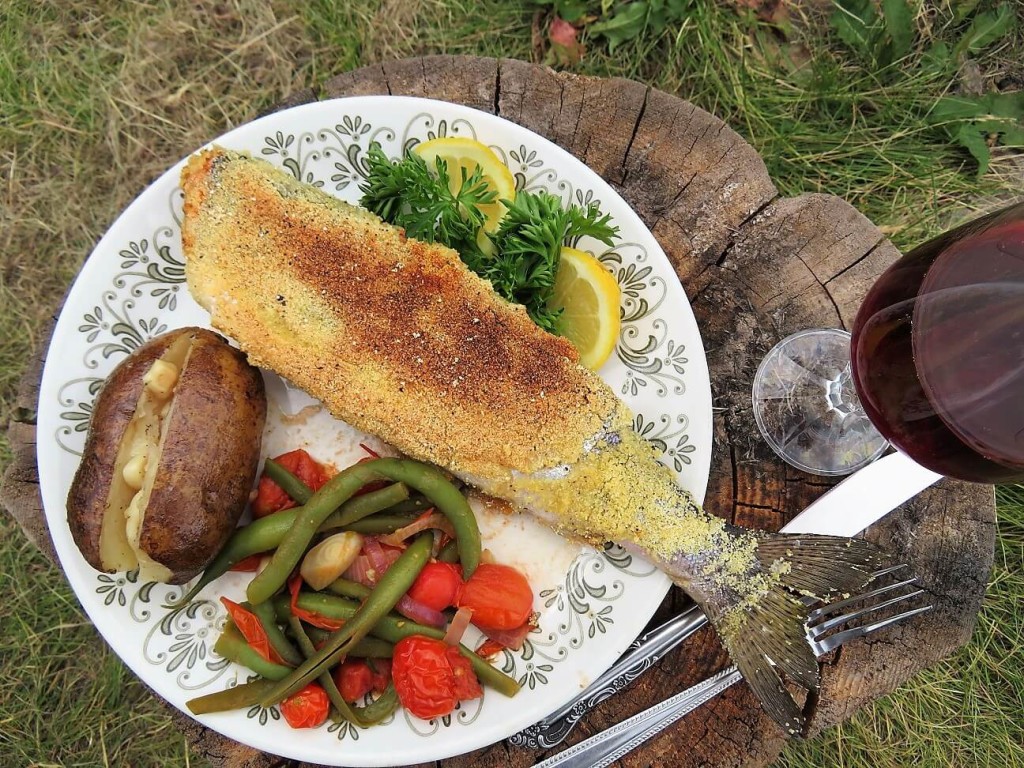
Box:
[0,55,995,768]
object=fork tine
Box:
[866,562,909,580]
[807,576,919,623]
[813,604,933,655]
[810,587,926,636]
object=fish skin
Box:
[180,146,883,734]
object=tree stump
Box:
[0,56,995,768]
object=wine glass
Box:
[752,200,1024,483]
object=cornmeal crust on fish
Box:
[180,146,883,734]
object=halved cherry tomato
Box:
[220,597,284,665]
[391,635,482,720]
[253,449,331,518]
[407,562,463,611]
[456,563,533,631]
[228,553,262,572]
[280,682,329,728]
[334,659,374,703]
[288,573,346,631]
[474,638,505,660]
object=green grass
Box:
[1,0,1022,765]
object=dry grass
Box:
[0,0,317,458]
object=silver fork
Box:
[511,563,909,749]
[530,570,932,768]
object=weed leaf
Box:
[954,3,1016,58]
[921,41,951,74]
[588,2,650,50]
[831,0,879,60]
[535,0,591,23]
[953,0,983,23]
[931,91,1024,176]
[881,0,914,62]
[955,123,991,176]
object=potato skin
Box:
[66,333,178,573]
[139,329,266,583]
[66,327,267,583]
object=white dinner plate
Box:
[36,96,713,766]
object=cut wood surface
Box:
[0,56,995,768]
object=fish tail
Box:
[697,533,883,735]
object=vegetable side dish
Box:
[183,448,533,727]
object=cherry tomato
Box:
[391,635,482,720]
[407,562,463,611]
[447,646,482,701]
[334,659,374,703]
[253,449,331,518]
[368,658,391,693]
[456,563,533,631]
[279,682,329,729]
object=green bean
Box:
[326,578,372,601]
[263,458,314,504]
[341,514,419,535]
[354,684,400,723]
[381,496,432,516]
[211,484,407,590]
[165,509,301,607]
[436,539,460,563]
[172,457,475,609]
[249,600,303,667]
[368,458,481,577]
[298,625,394,659]
[187,678,280,715]
[285,592,520,698]
[287,615,361,725]
[213,624,292,681]
[347,636,394,658]
[167,482,407,609]
[247,462,384,604]
[259,534,432,706]
[286,616,398,726]
[320,483,410,530]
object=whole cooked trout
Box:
[180,146,882,734]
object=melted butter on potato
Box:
[98,336,189,582]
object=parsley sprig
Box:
[360,144,494,261]
[359,143,618,332]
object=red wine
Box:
[851,203,1024,483]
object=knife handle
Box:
[531,666,742,768]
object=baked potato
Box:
[67,327,267,584]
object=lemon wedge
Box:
[413,137,516,255]
[549,247,621,370]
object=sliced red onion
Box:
[443,607,474,646]
[362,536,398,573]
[396,594,447,627]
[342,554,375,586]
[478,620,534,651]
[381,512,454,547]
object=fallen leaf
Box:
[548,16,585,66]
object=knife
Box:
[511,450,943,751]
